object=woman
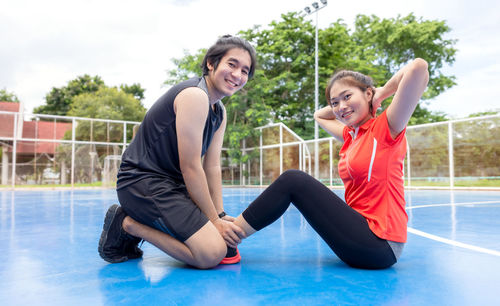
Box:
[231,58,429,269]
[98,35,256,269]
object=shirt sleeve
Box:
[372,110,406,146]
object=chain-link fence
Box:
[1,110,498,189]
[0,111,140,187]
[227,114,500,189]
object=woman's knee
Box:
[276,169,311,187]
[339,250,397,270]
[345,259,396,270]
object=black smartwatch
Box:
[218,211,227,218]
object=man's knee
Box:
[186,223,227,269]
[191,241,226,269]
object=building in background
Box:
[0,101,72,185]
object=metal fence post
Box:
[241,139,246,186]
[299,143,303,172]
[71,118,76,187]
[448,121,454,188]
[123,122,127,154]
[406,142,411,188]
[11,114,18,188]
[260,131,263,187]
[329,139,333,187]
[279,124,283,175]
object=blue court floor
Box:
[0,188,499,305]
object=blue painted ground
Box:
[0,188,499,305]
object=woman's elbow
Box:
[412,58,429,85]
[414,58,429,73]
[313,109,324,123]
[413,58,428,68]
[313,110,320,121]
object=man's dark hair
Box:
[201,35,257,79]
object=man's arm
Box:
[203,105,226,217]
[175,90,243,246]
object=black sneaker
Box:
[124,236,144,260]
[98,204,131,263]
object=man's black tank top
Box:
[117,76,224,189]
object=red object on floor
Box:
[219,248,241,264]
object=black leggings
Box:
[242,170,397,269]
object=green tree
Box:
[352,14,457,99]
[232,12,457,139]
[34,74,105,116]
[55,87,146,182]
[120,83,146,101]
[165,12,457,162]
[68,87,146,142]
[468,109,500,117]
[408,107,447,125]
[351,13,457,126]
[69,86,145,120]
[0,88,20,102]
[164,50,205,86]
[238,16,319,138]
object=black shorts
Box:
[117,176,209,242]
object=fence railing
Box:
[0,109,498,189]
[0,110,140,187]
[224,114,500,189]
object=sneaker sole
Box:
[98,204,128,263]
[219,249,241,265]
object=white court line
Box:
[408,227,500,257]
[406,201,500,257]
[407,200,500,210]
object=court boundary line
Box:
[407,201,500,257]
[407,200,500,210]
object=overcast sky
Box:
[1,0,499,119]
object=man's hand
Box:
[212,218,245,248]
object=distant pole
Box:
[303,1,327,179]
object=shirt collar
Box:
[347,117,376,139]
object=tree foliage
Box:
[67,87,146,142]
[34,74,147,120]
[0,88,20,102]
[120,83,146,101]
[34,75,105,116]
[68,87,146,121]
[54,87,145,182]
[351,14,457,100]
[468,109,500,118]
[165,50,205,86]
[165,12,457,162]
